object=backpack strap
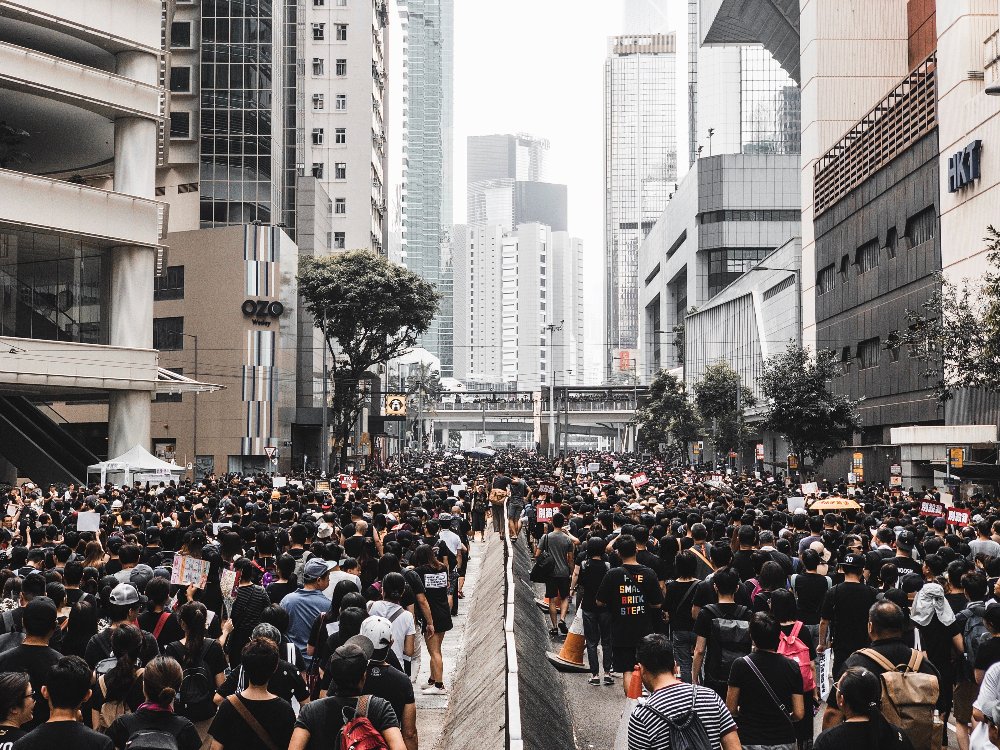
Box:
[152,611,171,640]
[357,694,370,719]
[741,655,794,724]
[790,621,803,639]
[387,605,404,624]
[906,649,923,672]
[858,648,898,673]
[227,695,280,750]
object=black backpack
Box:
[639,684,713,750]
[119,713,182,750]
[703,604,751,684]
[174,641,215,714]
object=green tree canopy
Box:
[693,362,755,456]
[758,344,862,469]
[298,251,440,465]
[635,370,700,462]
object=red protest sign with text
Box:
[919,500,945,517]
[338,474,358,490]
[631,473,649,487]
[946,508,972,527]
[535,503,561,523]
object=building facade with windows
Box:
[605,33,678,374]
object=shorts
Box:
[612,645,637,674]
[506,503,523,520]
[953,679,977,724]
[545,576,570,599]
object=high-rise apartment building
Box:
[604,33,678,373]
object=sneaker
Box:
[424,685,448,695]
[549,627,559,637]
[607,671,619,679]
[603,675,615,686]
[558,620,568,635]
[420,682,438,692]
[589,676,601,686]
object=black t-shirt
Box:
[164,639,228,720]
[596,564,663,647]
[576,559,610,612]
[0,645,61,729]
[209,695,296,750]
[732,550,756,582]
[12,721,112,750]
[218,660,308,704]
[84,627,160,669]
[363,663,414,726]
[890,556,922,576]
[691,578,752,610]
[266,581,297,604]
[294,695,398,750]
[107,708,202,750]
[975,635,1000,671]
[827,638,940,705]
[728,650,804,744]
[0,726,26,750]
[820,582,878,657]
[813,717,915,750]
[635,550,667,583]
[663,580,699,631]
[136,610,184,650]
[792,572,831,625]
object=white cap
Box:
[361,616,393,656]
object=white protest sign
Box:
[272,476,287,488]
[213,522,233,536]
[800,482,819,496]
[787,497,806,513]
[77,511,101,532]
[5,504,17,518]
[588,462,601,474]
[171,555,209,588]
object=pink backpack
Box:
[778,621,816,691]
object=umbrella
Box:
[808,497,861,511]
[465,447,496,458]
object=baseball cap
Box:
[840,552,865,570]
[22,597,57,635]
[896,530,916,552]
[439,513,452,522]
[339,634,374,663]
[129,564,155,589]
[109,583,141,606]
[360,616,393,659]
[252,622,283,644]
[302,558,337,581]
[932,517,947,531]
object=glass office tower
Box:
[604,33,678,369]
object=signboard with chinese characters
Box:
[948,447,965,470]
[919,500,945,517]
[787,454,799,470]
[946,507,972,526]
[535,503,560,523]
[631,472,649,487]
[616,349,638,372]
[755,444,765,461]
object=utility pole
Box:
[544,321,563,459]
[171,331,199,477]
[320,309,329,475]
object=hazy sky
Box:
[452,0,684,382]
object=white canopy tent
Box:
[87,445,185,485]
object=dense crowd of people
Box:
[0,449,998,750]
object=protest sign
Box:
[587,462,601,474]
[535,503,560,523]
[538,483,556,496]
[787,497,806,513]
[212,522,233,536]
[919,500,945,517]
[800,482,819,496]
[946,507,972,526]
[77,511,101,532]
[631,473,649,487]
[171,555,209,589]
[5,504,17,518]
[271,476,286,489]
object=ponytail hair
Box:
[105,624,142,700]
[838,666,886,746]
[142,656,182,707]
[178,601,208,666]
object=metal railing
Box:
[987,29,1000,86]
[432,399,638,412]
[503,527,523,750]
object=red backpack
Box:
[340,696,389,750]
[777,621,816,691]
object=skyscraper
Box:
[402,0,454,374]
[604,32,678,374]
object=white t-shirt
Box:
[323,570,362,600]
[367,600,417,666]
[971,663,1000,750]
[439,528,462,556]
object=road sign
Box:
[264,446,277,459]
[948,447,964,470]
[890,464,902,476]
[787,454,799,470]
[385,394,407,416]
[890,475,902,487]
[755,444,764,461]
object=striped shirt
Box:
[627,682,738,750]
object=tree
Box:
[635,370,700,462]
[892,226,1000,403]
[759,344,862,469]
[693,362,756,458]
[405,361,442,448]
[298,251,440,467]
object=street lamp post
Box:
[544,321,563,458]
[170,331,198,475]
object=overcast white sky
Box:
[452,0,684,382]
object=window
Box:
[333,232,346,249]
[311,163,324,179]
[906,207,937,247]
[334,162,346,179]
[817,264,836,295]
[169,111,191,139]
[177,182,198,194]
[154,266,185,301]
[885,227,898,259]
[335,94,347,110]
[312,128,324,145]
[334,198,346,214]
[312,93,324,110]
[856,240,879,273]
[839,254,850,281]
[335,128,346,144]
[335,24,348,40]
[858,337,881,370]
[337,0,347,5]
[153,317,184,351]
[169,66,191,93]
[314,0,324,4]
[706,247,771,297]
[170,21,192,48]
[312,23,325,40]
[312,58,324,75]
[336,59,347,76]
[154,369,183,403]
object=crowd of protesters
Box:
[0,449,999,750]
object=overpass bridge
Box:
[412,386,646,452]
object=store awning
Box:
[155,367,223,395]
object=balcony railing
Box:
[987,29,1000,87]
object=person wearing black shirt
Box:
[358,617,417,750]
[215,623,308,706]
[692,568,752,698]
[0,672,35,748]
[819,553,878,678]
[0,599,61,731]
[663,550,700,683]
[595,535,663,696]
[792,549,831,644]
[571,538,613,685]
[726,612,805,748]
[209,638,296,750]
[815,665,914,750]
[12,655,112,750]
[106,656,201,750]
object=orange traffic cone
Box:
[535,596,550,612]
[545,611,590,673]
